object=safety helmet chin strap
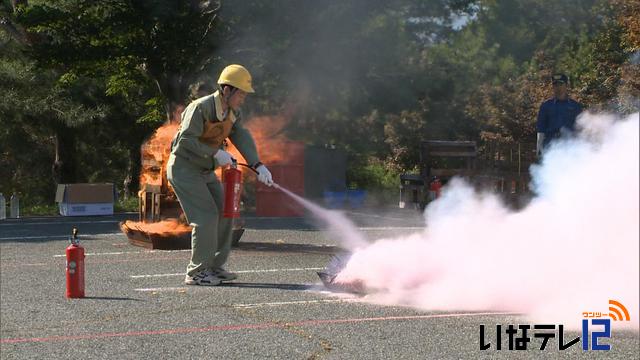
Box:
[220,85,238,119]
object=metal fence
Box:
[399,140,538,210]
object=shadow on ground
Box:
[235,241,339,254]
[220,282,311,291]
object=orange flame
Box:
[221,114,296,179]
[245,115,291,164]
[139,122,180,191]
[132,108,297,239]
[122,219,191,237]
[125,107,186,239]
[139,105,184,193]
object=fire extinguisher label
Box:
[67,260,77,274]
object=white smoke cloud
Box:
[331,112,639,329]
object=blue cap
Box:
[551,73,568,84]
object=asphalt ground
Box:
[1,211,638,359]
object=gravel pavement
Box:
[1,211,637,359]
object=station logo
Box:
[480,299,630,351]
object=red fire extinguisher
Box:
[428,176,442,201]
[223,162,243,218]
[66,228,85,298]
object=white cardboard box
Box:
[58,202,114,216]
[55,183,115,216]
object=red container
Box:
[256,190,304,217]
[256,164,304,217]
[256,141,306,217]
[428,177,442,200]
[66,243,85,298]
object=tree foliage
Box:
[1,0,638,205]
[14,0,222,119]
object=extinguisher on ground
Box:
[66,228,85,298]
[223,161,243,218]
[428,176,442,202]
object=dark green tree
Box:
[13,0,223,120]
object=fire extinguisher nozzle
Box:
[70,227,79,245]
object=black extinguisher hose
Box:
[237,163,259,174]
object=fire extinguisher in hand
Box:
[428,176,443,202]
[66,227,85,298]
[223,160,243,218]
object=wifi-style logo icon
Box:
[608,300,630,321]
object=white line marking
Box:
[130,267,324,278]
[0,262,47,267]
[242,226,425,231]
[134,287,187,292]
[232,299,358,308]
[2,227,422,242]
[234,267,323,274]
[1,235,68,241]
[131,273,183,278]
[1,233,117,241]
[0,220,121,227]
[357,226,424,231]
[53,249,192,258]
[348,211,417,222]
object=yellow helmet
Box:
[217,64,255,93]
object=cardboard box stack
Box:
[55,183,115,216]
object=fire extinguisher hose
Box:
[237,163,259,174]
[234,162,280,189]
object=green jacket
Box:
[171,91,259,169]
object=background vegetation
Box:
[1,0,638,212]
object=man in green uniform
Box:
[167,64,274,286]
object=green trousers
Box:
[166,154,233,276]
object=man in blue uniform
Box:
[536,73,583,156]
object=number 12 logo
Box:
[582,319,611,351]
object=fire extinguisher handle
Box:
[238,163,259,174]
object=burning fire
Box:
[140,111,294,183]
[222,115,294,178]
[124,107,186,240]
[139,105,184,192]
[245,115,292,164]
[222,116,288,164]
[139,122,180,192]
[123,103,296,244]
[121,219,191,236]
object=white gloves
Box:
[536,133,545,157]
[214,149,234,166]
[256,165,274,186]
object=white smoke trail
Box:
[274,184,369,250]
[278,112,639,329]
[334,112,639,329]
